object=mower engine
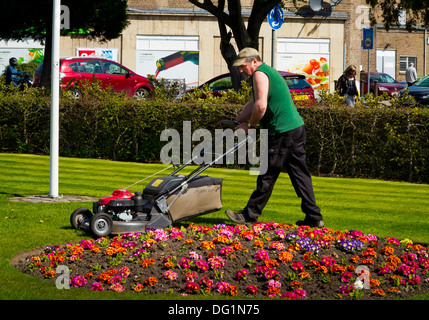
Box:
[93,189,149,222]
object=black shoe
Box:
[296,219,324,228]
[225,209,256,225]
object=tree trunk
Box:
[40,5,53,88]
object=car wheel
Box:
[70,207,92,229]
[69,88,82,99]
[90,213,113,238]
[134,87,149,100]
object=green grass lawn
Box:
[0,153,428,300]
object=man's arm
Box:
[235,100,254,123]
[249,70,268,127]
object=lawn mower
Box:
[70,120,246,238]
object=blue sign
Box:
[363,28,373,50]
[268,5,284,30]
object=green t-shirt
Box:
[253,63,304,135]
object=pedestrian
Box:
[405,62,417,87]
[224,47,324,228]
[336,65,359,107]
[5,57,24,87]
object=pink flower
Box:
[339,284,355,296]
[119,266,130,278]
[184,281,200,293]
[341,271,353,283]
[235,268,249,281]
[195,260,209,272]
[293,288,307,298]
[208,256,226,269]
[246,284,258,295]
[267,279,281,288]
[254,250,269,261]
[184,271,198,281]
[164,270,178,280]
[90,282,104,291]
[70,276,87,288]
[321,256,336,267]
[291,261,304,272]
[109,283,125,292]
[199,276,214,288]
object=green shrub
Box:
[0,82,428,183]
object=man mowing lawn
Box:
[225,47,324,228]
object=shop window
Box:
[399,56,417,73]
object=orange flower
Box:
[330,264,345,274]
[290,281,302,289]
[362,258,374,265]
[253,240,264,248]
[141,258,155,268]
[346,265,355,272]
[315,266,328,274]
[184,239,194,245]
[350,256,360,263]
[380,246,394,256]
[134,283,144,292]
[264,259,279,268]
[362,248,377,258]
[200,241,215,250]
[213,235,230,244]
[370,278,380,287]
[386,255,401,266]
[388,287,399,294]
[230,241,245,251]
[163,261,175,269]
[278,251,294,263]
[303,252,312,261]
[98,272,110,283]
[322,235,336,242]
[372,289,385,297]
[69,245,84,256]
[299,272,311,280]
[90,246,100,253]
[144,277,158,286]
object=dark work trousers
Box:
[243,125,322,222]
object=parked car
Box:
[398,75,429,107]
[33,57,153,99]
[360,72,405,96]
[181,71,316,106]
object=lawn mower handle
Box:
[220,120,240,129]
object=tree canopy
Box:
[366,0,429,31]
[0,0,129,86]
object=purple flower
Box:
[336,239,364,253]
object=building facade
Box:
[1,0,428,92]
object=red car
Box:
[360,72,405,96]
[33,57,153,99]
[181,71,316,106]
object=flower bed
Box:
[15,223,429,299]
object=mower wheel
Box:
[90,213,113,238]
[70,208,93,229]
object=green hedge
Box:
[1,84,428,183]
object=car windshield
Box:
[208,76,232,91]
[102,61,129,75]
[416,77,429,87]
[369,74,396,83]
[284,76,312,89]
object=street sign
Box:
[268,5,284,30]
[363,28,373,50]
